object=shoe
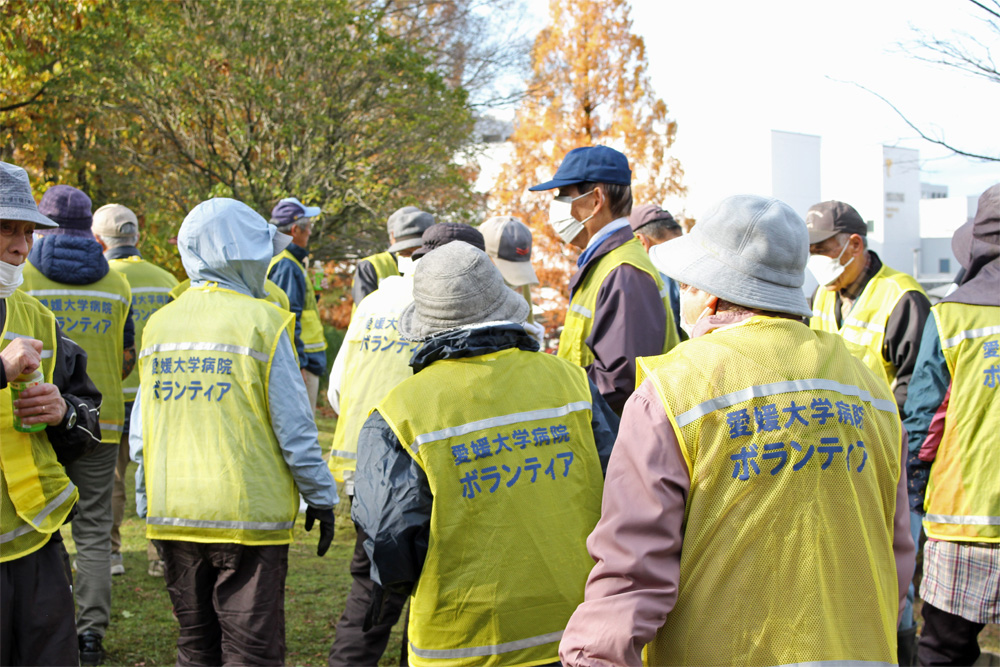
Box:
[110,552,125,576]
[147,559,165,577]
[79,632,104,666]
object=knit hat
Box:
[93,204,139,239]
[387,206,435,253]
[38,185,93,230]
[399,241,530,340]
[411,222,485,260]
[652,194,812,317]
[0,162,57,227]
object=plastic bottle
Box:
[10,368,46,433]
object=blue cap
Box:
[528,146,631,191]
[269,196,321,226]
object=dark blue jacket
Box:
[267,243,327,375]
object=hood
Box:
[28,233,109,285]
[410,322,539,373]
[178,198,287,298]
[944,183,999,307]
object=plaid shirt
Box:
[921,539,1000,624]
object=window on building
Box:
[940,258,951,273]
[867,219,876,234]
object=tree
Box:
[490,0,685,332]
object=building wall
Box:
[771,130,821,218]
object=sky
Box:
[521,0,1000,218]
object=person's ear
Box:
[636,232,653,252]
[706,293,720,315]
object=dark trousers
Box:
[917,601,987,666]
[0,532,79,666]
[328,526,408,667]
[156,540,288,666]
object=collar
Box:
[838,250,880,301]
[105,245,141,260]
[287,243,309,263]
[577,217,631,268]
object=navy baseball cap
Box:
[270,197,321,226]
[529,146,632,191]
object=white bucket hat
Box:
[651,194,812,318]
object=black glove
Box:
[304,506,335,557]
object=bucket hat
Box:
[0,162,57,227]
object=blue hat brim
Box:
[528,178,584,192]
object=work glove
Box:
[304,506,335,557]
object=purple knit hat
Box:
[38,185,93,231]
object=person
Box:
[529,145,678,414]
[805,199,930,662]
[480,215,540,327]
[630,203,684,339]
[92,203,179,579]
[1,161,103,666]
[326,223,485,667]
[267,196,328,413]
[21,184,134,666]
[351,206,434,308]
[905,183,999,667]
[354,241,618,667]
[129,197,338,666]
[560,195,915,667]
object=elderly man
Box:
[130,198,338,665]
[560,195,914,666]
[480,215,541,327]
[351,206,434,308]
[631,203,684,339]
[353,241,618,667]
[905,184,999,666]
[530,146,677,413]
[1,161,103,666]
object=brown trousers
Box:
[155,540,288,666]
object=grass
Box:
[60,409,998,665]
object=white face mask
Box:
[548,190,595,244]
[396,255,415,276]
[679,285,712,338]
[0,260,25,298]
[807,239,854,286]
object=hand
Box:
[1,336,43,380]
[13,382,68,427]
[304,505,335,557]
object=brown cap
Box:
[629,203,680,234]
[804,201,867,244]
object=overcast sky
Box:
[523,0,1000,217]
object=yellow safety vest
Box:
[21,261,131,443]
[138,285,299,545]
[268,250,327,354]
[1,291,79,562]
[923,302,1000,543]
[558,237,678,367]
[377,348,603,667]
[637,316,901,667]
[811,263,926,385]
[351,252,400,314]
[328,277,419,482]
[109,256,179,404]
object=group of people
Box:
[0,146,996,667]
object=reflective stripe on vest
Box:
[558,236,678,367]
[109,256,179,403]
[809,263,926,385]
[376,348,603,667]
[1,291,79,562]
[268,250,327,354]
[923,302,1000,543]
[139,285,299,546]
[22,261,131,443]
[638,317,900,666]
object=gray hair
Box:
[837,231,868,250]
[98,231,139,248]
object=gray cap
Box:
[480,216,538,287]
[387,206,434,253]
[651,194,812,318]
[0,162,57,227]
[805,200,867,244]
[93,204,139,238]
[399,241,530,340]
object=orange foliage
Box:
[491,0,685,333]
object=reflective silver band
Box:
[942,325,1000,349]
[659,287,670,299]
[100,422,124,433]
[676,378,897,427]
[147,516,294,531]
[412,401,592,452]
[570,303,592,318]
[3,332,53,358]
[772,661,895,667]
[123,387,139,395]
[924,514,1000,526]
[140,342,268,363]
[131,287,174,294]
[304,342,327,351]
[329,449,358,460]
[844,317,885,333]
[409,630,563,660]
[0,482,77,544]
[25,289,130,305]
[811,310,835,322]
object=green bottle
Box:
[10,368,46,433]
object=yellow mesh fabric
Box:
[377,349,603,667]
[558,237,678,367]
[350,252,399,315]
[639,317,901,667]
[139,286,298,545]
[268,250,327,352]
[1,291,78,562]
[924,302,1000,542]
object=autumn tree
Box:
[490,0,685,332]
